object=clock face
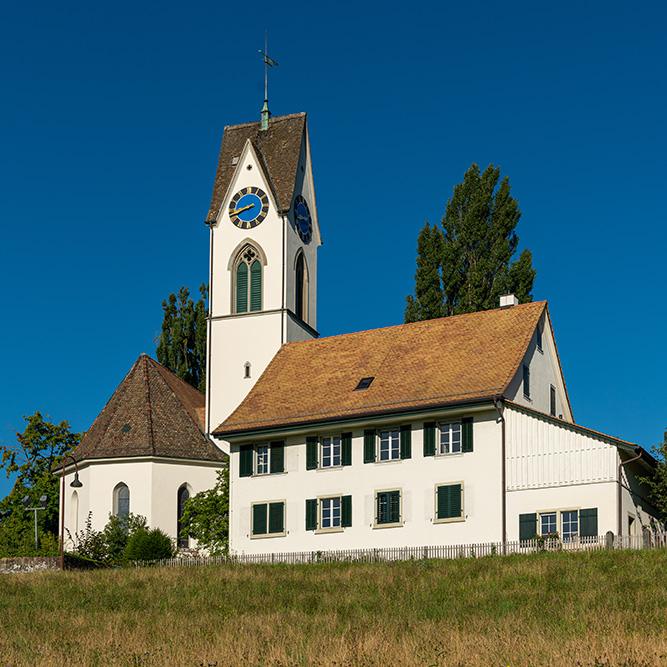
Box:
[294,195,312,243]
[229,187,269,229]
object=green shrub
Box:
[124,527,174,562]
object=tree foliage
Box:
[72,512,148,565]
[156,283,208,392]
[405,164,536,322]
[179,468,229,555]
[0,412,80,554]
[124,527,174,562]
[639,430,667,521]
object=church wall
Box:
[228,407,504,555]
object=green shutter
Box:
[268,502,284,533]
[252,503,267,535]
[519,513,537,541]
[239,444,253,477]
[236,263,248,313]
[341,433,352,466]
[423,422,435,457]
[579,508,598,537]
[305,499,317,531]
[341,495,352,527]
[306,437,318,470]
[400,424,412,459]
[389,491,400,524]
[250,260,262,311]
[364,429,376,463]
[270,441,284,473]
[437,484,462,520]
[462,417,473,453]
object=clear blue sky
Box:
[1,0,666,499]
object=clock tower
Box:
[204,112,321,444]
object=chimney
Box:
[499,294,519,308]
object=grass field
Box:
[1,548,667,666]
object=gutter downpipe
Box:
[617,447,644,539]
[493,396,506,555]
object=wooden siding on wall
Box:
[506,407,617,490]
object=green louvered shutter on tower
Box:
[341,495,352,527]
[341,433,352,466]
[270,441,284,473]
[462,417,473,452]
[423,422,436,457]
[305,499,317,531]
[236,263,248,313]
[579,508,598,537]
[268,502,284,533]
[239,445,253,477]
[519,513,537,541]
[250,260,262,311]
[400,424,412,459]
[306,437,318,470]
[363,429,376,463]
[252,503,267,535]
[437,484,462,520]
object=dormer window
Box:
[354,377,374,391]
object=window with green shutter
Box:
[376,490,401,525]
[436,484,463,521]
[236,262,248,313]
[252,503,268,535]
[579,508,598,537]
[250,259,262,311]
[423,422,435,457]
[270,441,284,473]
[306,437,318,470]
[364,429,376,463]
[519,513,537,541]
[305,499,317,531]
[341,433,352,466]
[268,502,284,534]
[461,417,473,452]
[341,495,352,527]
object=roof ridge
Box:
[222,112,306,132]
[142,355,156,455]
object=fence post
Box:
[605,531,614,550]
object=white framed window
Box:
[251,500,285,538]
[305,495,352,532]
[379,429,400,461]
[536,508,590,541]
[561,510,578,540]
[239,442,285,477]
[540,512,557,536]
[113,482,130,518]
[256,445,269,475]
[439,422,461,454]
[321,436,341,468]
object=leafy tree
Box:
[0,412,80,554]
[639,430,667,521]
[179,468,229,555]
[124,527,174,562]
[156,283,208,392]
[72,511,147,565]
[405,164,536,322]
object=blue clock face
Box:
[294,195,312,243]
[229,187,269,229]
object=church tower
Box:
[204,112,321,442]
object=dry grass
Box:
[1,549,667,666]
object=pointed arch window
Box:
[114,483,130,518]
[177,485,190,548]
[234,246,262,313]
[295,252,309,322]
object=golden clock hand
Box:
[232,203,256,216]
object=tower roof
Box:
[70,354,225,463]
[214,302,556,436]
[205,112,307,224]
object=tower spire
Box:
[259,32,278,131]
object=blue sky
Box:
[1,0,666,499]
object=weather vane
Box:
[259,31,278,131]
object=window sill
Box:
[250,531,286,539]
[315,527,344,535]
[434,516,465,525]
[373,521,403,529]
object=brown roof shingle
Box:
[71,354,225,463]
[205,112,306,224]
[214,302,548,436]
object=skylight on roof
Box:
[354,377,374,391]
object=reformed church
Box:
[60,108,661,555]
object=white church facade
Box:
[60,109,661,555]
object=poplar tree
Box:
[405,164,536,322]
[156,284,208,392]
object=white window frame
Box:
[538,507,581,541]
[438,422,462,455]
[378,428,400,462]
[255,444,270,475]
[316,495,343,534]
[321,435,342,468]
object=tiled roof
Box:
[205,112,306,224]
[70,354,225,463]
[214,302,548,436]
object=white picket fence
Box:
[133,532,667,568]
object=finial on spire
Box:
[259,32,278,131]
